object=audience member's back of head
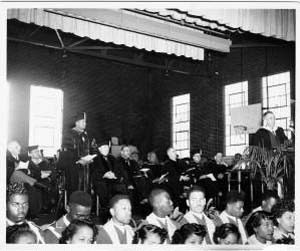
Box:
[213,223,240,244]
[132,224,167,244]
[171,223,207,244]
[59,219,98,244]
[6,223,37,244]
[69,191,92,207]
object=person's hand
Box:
[27,177,37,186]
[217,173,224,179]
[170,207,184,222]
[128,185,134,190]
[199,174,207,180]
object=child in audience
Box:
[6,223,37,244]
[132,224,167,244]
[59,219,98,244]
[171,223,207,244]
[213,223,240,244]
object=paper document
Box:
[15,161,29,170]
[80,154,97,162]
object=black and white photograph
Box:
[1,3,297,249]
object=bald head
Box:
[7,141,21,157]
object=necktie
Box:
[193,214,212,244]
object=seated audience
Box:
[43,190,92,243]
[272,199,295,244]
[59,219,98,244]
[213,223,240,244]
[6,223,37,244]
[218,190,247,244]
[144,188,180,243]
[96,194,134,244]
[245,190,278,235]
[180,185,215,244]
[171,223,207,244]
[132,224,167,244]
[6,183,45,243]
[247,211,274,245]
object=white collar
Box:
[6,218,26,226]
[112,220,127,233]
[223,211,239,222]
[190,211,204,220]
[63,215,70,227]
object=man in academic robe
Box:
[91,139,118,209]
[218,190,248,244]
[179,185,216,244]
[144,188,180,243]
[252,111,287,150]
[96,194,134,244]
[160,147,190,206]
[42,191,92,243]
[6,141,36,186]
[6,183,45,243]
[114,145,139,200]
[58,112,92,195]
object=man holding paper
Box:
[59,112,93,195]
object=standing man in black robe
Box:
[59,112,92,196]
[252,111,287,150]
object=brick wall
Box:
[7,41,295,160]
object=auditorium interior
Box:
[4,8,296,245]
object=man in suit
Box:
[144,188,179,242]
[42,190,92,243]
[218,190,248,244]
[179,186,216,244]
[6,183,45,243]
[96,194,134,244]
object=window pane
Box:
[172,93,190,158]
[29,86,63,157]
[224,82,249,156]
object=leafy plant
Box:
[240,146,289,191]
